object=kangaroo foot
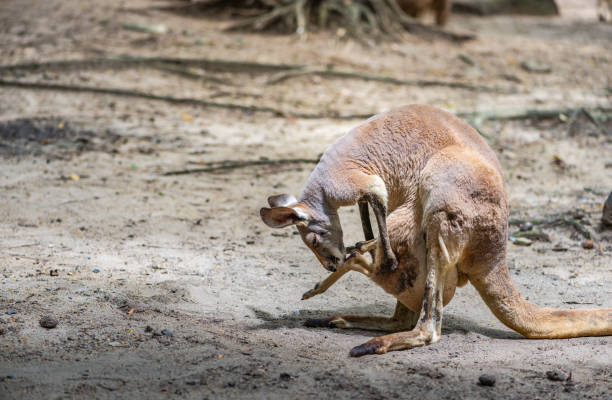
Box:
[349,328,435,357]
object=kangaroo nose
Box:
[324,262,337,272]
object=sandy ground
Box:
[1,1,611,399]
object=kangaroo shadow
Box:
[247,305,521,340]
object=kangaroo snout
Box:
[324,255,344,272]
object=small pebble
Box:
[581,240,594,249]
[39,316,58,329]
[6,310,18,315]
[92,268,100,273]
[513,237,532,246]
[144,325,153,333]
[546,370,568,381]
[161,329,173,337]
[279,373,292,381]
[478,374,496,386]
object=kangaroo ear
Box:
[267,194,298,208]
[260,206,308,228]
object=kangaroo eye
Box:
[311,234,319,247]
[305,232,319,247]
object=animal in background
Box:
[396,0,452,26]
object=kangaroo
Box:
[396,0,452,26]
[260,105,612,357]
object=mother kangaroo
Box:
[260,104,612,356]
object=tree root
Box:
[162,158,319,176]
[0,56,510,93]
[0,56,300,75]
[1,78,609,124]
[223,0,475,43]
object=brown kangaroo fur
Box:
[397,0,452,26]
[260,105,612,357]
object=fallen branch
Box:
[0,79,289,116]
[509,216,593,239]
[0,56,300,75]
[0,57,511,93]
[266,68,514,93]
[163,158,319,176]
[459,107,612,124]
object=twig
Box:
[580,108,609,135]
[67,376,127,383]
[459,107,612,124]
[149,63,235,86]
[163,158,319,176]
[6,242,40,249]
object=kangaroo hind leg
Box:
[350,212,462,356]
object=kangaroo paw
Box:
[346,239,377,255]
[344,251,360,262]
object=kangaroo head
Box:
[260,194,345,272]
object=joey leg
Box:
[301,257,371,300]
[305,300,419,332]
[358,199,376,259]
[364,194,398,272]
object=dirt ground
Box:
[1,1,611,399]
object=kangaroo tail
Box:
[470,261,612,339]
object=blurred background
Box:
[1,1,611,399]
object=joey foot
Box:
[304,316,346,328]
[346,239,377,255]
[301,283,320,300]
